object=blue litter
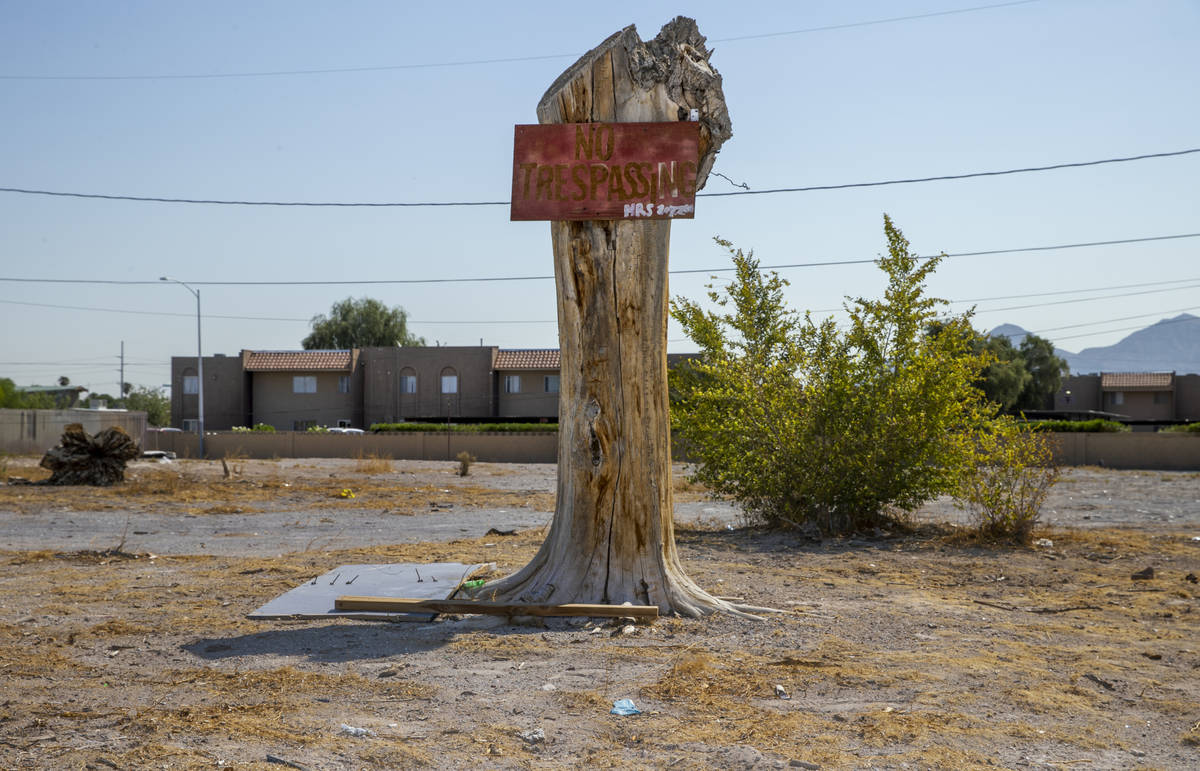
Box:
[610,698,642,716]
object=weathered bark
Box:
[483,19,756,618]
[39,424,141,486]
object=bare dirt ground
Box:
[1,456,1198,770]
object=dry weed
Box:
[354,450,393,474]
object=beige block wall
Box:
[140,430,1200,470]
[1047,432,1200,470]
[0,409,147,455]
[149,430,558,463]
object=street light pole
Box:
[160,277,204,458]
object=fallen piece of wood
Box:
[334,596,658,619]
[972,599,1101,614]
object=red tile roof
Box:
[243,350,353,372]
[1100,372,1174,391]
[494,349,560,370]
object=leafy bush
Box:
[369,422,558,433]
[122,386,171,426]
[955,420,1060,544]
[1160,422,1200,433]
[1023,419,1126,433]
[232,423,276,433]
[671,217,995,534]
[305,425,329,433]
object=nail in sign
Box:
[510,122,700,221]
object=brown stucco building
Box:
[169,346,566,430]
[1054,372,1200,425]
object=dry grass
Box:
[354,450,393,474]
[2,460,1198,768]
[0,458,555,515]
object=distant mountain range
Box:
[990,313,1200,375]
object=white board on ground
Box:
[248,562,490,621]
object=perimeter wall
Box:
[137,430,1200,470]
[0,409,147,455]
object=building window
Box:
[1111,391,1124,406]
[400,373,417,394]
[182,374,199,395]
[338,375,351,394]
[293,375,317,394]
[441,374,458,394]
[182,419,199,432]
[294,420,316,431]
[505,375,521,394]
[544,375,560,393]
[1153,392,1167,405]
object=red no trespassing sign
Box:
[510,122,700,221]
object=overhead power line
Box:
[0,1,1038,82]
[2,147,1196,209]
[975,282,1200,314]
[0,297,556,325]
[1033,306,1200,335]
[1047,313,1200,343]
[1,231,1196,287]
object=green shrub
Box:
[955,420,1060,545]
[1160,422,1200,433]
[232,423,276,433]
[1023,419,1127,433]
[671,217,995,534]
[369,422,557,433]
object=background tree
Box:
[1015,334,1068,411]
[0,378,53,409]
[671,216,995,534]
[302,297,425,350]
[123,386,171,426]
[974,333,1031,413]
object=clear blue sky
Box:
[1,0,1197,394]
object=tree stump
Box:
[483,18,755,617]
[39,424,141,486]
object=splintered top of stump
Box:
[536,16,731,191]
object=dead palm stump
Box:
[483,18,758,617]
[40,424,141,486]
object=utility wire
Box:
[2,147,1196,209]
[974,282,1200,314]
[5,274,1198,339]
[1,231,1195,287]
[0,297,554,324]
[0,1,1039,82]
[951,276,1200,305]
[809,277,1200,314]
[1048,313,1199,343]
[1031,306,1200,335]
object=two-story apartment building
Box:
[1054,372,1200,425]
[169,346,565,430]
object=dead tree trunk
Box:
[484,18,755,617]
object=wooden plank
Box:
[334,595,658,618]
